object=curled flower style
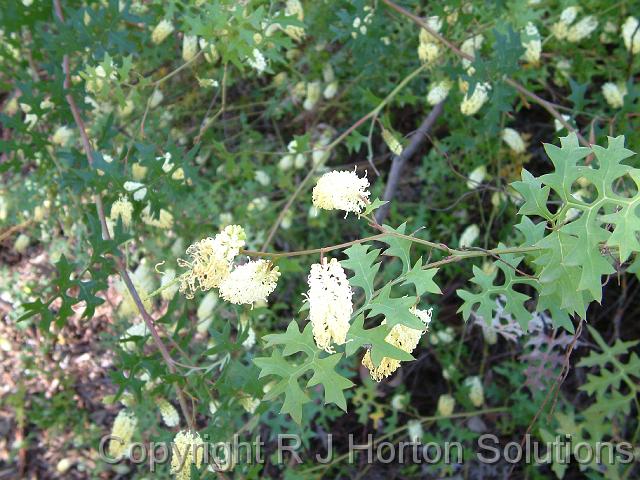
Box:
[312,170,370,215]
[219,259,280,305]
[178,225,246,298]
[362,307,432,381]
[306,258,353,352]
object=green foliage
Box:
[254,321,353,424]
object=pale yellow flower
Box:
[362,307,432,381]
[171,430,204,480]
[108,410,137,459]
[178,226,246,298]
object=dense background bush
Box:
[1,0,639,478]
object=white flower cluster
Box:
[178,226,280,306]
[550,6,579,40]
[247,48,267,74]
[521,22,541,64]
[501,128,526,153]
[567,16,598,43]
[219,259,280,306]
[622,17,640,54]
[171,430,204,480]
[110,195,133,228]
[306,258,353,352]
[152,19,174,45]
[312,170,370,215]
[182,35,198,62]
[109,410,137,459]
[417,16,443,65]
[602,82,627,109]
[460,83,491,116]
[464,376,485,407]
[427,80,451,106]
[351,6,375,39]
[461,34,484,70]
[157,398,180,427]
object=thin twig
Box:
[375,101,445,223]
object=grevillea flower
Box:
[361,307,432,381]
[306,258,353,352]
[157,398,180,427]
[239,396,260,414]
[427,80,451,106]
[312,170,370,215]
[460,34,484,69]
[602,82,627,108]
[182,35,198,62]
[171,430,204,480]
[437,393,455,416]
[110,195,133,227]
[464,376,484,407]
[551,6,579,40]
[151,20,174,45]
[141,204,174,229]
[303,81,321,111]
[501,128,526,153]
[521,22,541,64]
[247,49,266,73]
[417,17,442,64]
[52,125,73,146]
[460,83,490,116]
[382,128,403,156]
[218,260,280,305]
[466,165,487,189]
[567,16,598,42]
[459,224,480,248]
[178,225,246,298]
[283,0,305,42]
[622,17,640,53]
[108,410,137,459]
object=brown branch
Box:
[381,0,590,148]
[375,101,445,223]
[52,0,195,432]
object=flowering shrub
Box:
[2,1,640,478]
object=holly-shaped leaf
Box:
[341,243,381,302]
[380,222,412,273]
[255,321,354,424]
[402,259,441,297]
[367,284,423,330]
[345,314,414,366]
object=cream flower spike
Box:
[171,430,204,480]
[312,169,370,216]
[306,258,353,352]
